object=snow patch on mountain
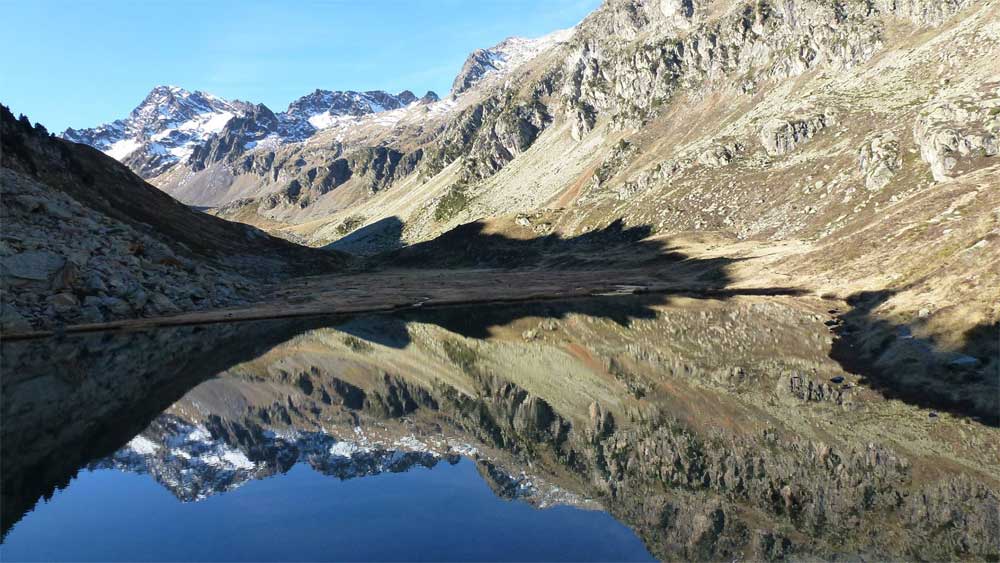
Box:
[105,138,142,160]
[127,435,160,455]
[62,85,244,177]
[62,86,436,175]
[451,27,576,96]
[93,414,590,512]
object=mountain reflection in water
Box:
[2,295,998,561]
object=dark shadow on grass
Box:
[830,290,999,426]
[371,218,687,269]
[325,216,405,256]
[322,216,808,346]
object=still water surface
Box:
[5,461,651,562]
[2,296,998,561]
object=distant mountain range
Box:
[62,86,438,178]
[59,29,573,180]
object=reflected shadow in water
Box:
[3,296,998,561]
[830,289,999,425]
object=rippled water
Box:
[2,296,998,561]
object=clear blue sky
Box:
[1,0,600,133]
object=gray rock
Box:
[42,200,74,220]
[760,114,831,156]
[77,305,104,323]
[948,354,981,368]
[2,251,65,281]
[100,297,132,316]
[50,262,80,290]
[698,142,743,167]
[82,272,108,295]
[914,87,1000,182]
[149,292,180,314]
[0,303,32,332]
[127,288,149,310]
[858,132,902,190]
[48,292,79,315]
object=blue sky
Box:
[1,0,600,133]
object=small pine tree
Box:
[17,114,31,129]
[33,122,48,136]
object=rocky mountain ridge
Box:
[451,28,576,96]
[62,86,251,178]
[59,22,580,185]
[61,86,437,179]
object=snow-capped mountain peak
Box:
[280,89,430,138]
[62,85,245,177]
[62,86,433,176]
[127,85,241,135]
[451,27,576,96]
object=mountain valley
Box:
[1,2,999,559]
[2,0,992,406]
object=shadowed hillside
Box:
[1,105,349,330]
[1,105,347,273]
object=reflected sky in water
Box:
[2,296,998,561]
[4,460,652,562]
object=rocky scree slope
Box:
[49,1,998,357]
[1,106,346,332]
[261,0,996,378]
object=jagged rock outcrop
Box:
[63,85,252,178]
[697,140,743,167]
[560,1,882,130]
[760,113,832,156]
[189,104,280,171]
[914,81,999,181]
[422,92,553,181]
[858,132,902,190]
[451,30,574,96]
[874,0,975,26]
[61,86,427,178]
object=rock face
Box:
[858,132,902,190]
[760,114,832,156]
[188,104,281,172]
[914,82,1000,181]
[874,0,975,26]
[451,29,575,96]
